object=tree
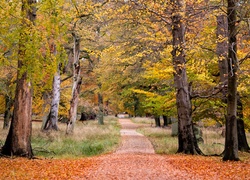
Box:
[42,63,61,131]
[66,33,82,134]
[216,10,250,153]
[223,0,239,161]
[1,0,37,158]
[171,0,202,154]
[38,0,72,131]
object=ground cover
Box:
[0,117,250,179]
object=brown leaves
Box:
[0,154,250,180]
[167,154,250,180]
[0,157,93,180]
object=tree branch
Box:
[239,52,250,65]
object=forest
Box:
[0,0,250,166]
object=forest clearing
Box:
[1,117,250,179]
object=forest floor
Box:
[1,118,250,179]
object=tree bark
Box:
[223,0,239,161]
[216,13,249,153]
[171,0,202,155]
[66,33,82,134]
[216,14,228,100]
[237,94,250,152]
[1,0,36,158]
[42,68,61,131]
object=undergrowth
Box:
[0,116,120,159]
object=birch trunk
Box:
[66,34,82,134]
[42,68,61,131]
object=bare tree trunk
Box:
[171,0,202,155]
[223,0,239,161]
[42,67,61,131]
[66,33,82,134]
[1,0,36,158]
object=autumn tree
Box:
[1,0,37,158]
[170,0,203,154]
[223,0,239,161]
[216,6,250,152]
[39,0,70,131]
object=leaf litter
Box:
[1,119,250,179]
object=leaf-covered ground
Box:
[0,154,250,180]
[1,119,250,179]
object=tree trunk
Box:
[171,0,202,155]
[237,94,250,152]
[216,14,228,100]
[163,115,170,127]
[3,95,13,129]
[66,33,82,134]
[216,13,249,153]
[223,0,239,161]
[1,0,36,158]
[133,94,139,117]
[97,92,104,125]
[154,116,161,127]
[42,67,61,131]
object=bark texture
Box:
[216,13,249,153]
[66,34,82,134]
[223,0,239,161]
[1,0,36,158]
[43,69,61,131]
[171,0,201,154]
[216,14,228,98]
[237,95,250,151]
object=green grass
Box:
[0,116,121,158]
[137,127,178,154]
[134,117,250,156]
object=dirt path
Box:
[115,119,155,154]
[82,118,199,180]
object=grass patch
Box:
[135,117,250,157]
[0,116,120,158]
[138,127,178,154]
[131,117,154,125]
